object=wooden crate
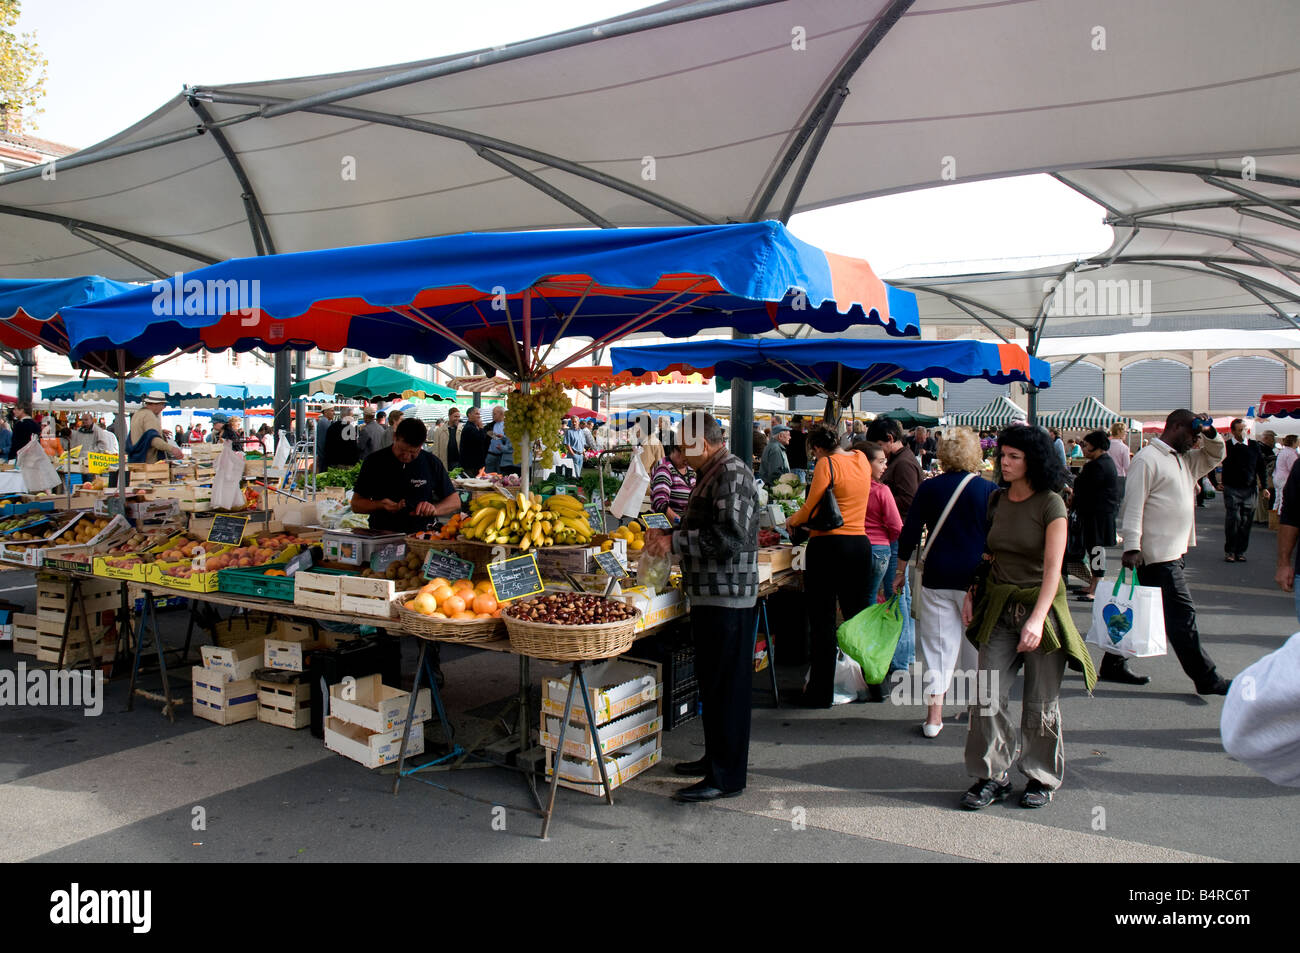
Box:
[257,678,311,729]
[35,629,117,665]
[191,668,257,725]
[212,616,275,647]
[339,575,397,618]
[12,618,38,657]
[293,570,344,612]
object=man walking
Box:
[483,405,512,473]
[759,424,791,486]
[355,408,388,461]
[1118,409,1231,694]
[431,407,463,472]
[315,406,335,473]
[459,407,488,475]
[1221,418,1269,561]
[643,412,759,802]
[9,404,40,461]
[128,392,184,463]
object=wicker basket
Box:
[404,535,440,561]
[503,604,641,661]
[390,596,507,643]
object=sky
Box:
[15,0,1113,279]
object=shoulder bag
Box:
[909,472,977,619]
[806,454,845,532]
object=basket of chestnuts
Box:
[502,592,642,661]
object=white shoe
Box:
[921,722,943,738]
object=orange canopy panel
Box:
[549,366,710,388]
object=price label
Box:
[207,513,250,545]
[639,512,671,530]
[369,543,406,572]
[592,549,629,579]
[584,503,605,532]
[487,552,544,603]
[87,452,117,474]
[422,547,475,582]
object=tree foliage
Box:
[0,1,47,127]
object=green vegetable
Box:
[449,467,464,479]
[316,464,361,489]
[580,470,622,501]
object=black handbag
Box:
[805,455,845,532]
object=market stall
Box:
[945,394,1029,429]
[42,223,911,832]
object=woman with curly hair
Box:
[896,428,996,737]
[787,422,873,707]
[960,425,1096,811]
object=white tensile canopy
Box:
[0,0,1295,285]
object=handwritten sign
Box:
[584,503,605,533]
[487,552,544,603]
[88,452,117,474]
[207,513,250,545]
[369,543,405,572]
[593,550,629,579]
[639,512,671,530]
[423,548,475,582]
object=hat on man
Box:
[211,412,228,424]
[771,425,791,435]
[144,390,167,404]
[363,408,376,420]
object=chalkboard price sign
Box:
[639,512,671,530]
[207,513,250,545]
[584,503,605,533]
[592,549,629,579]
[369,543,405,572]
[423,548,476,582]
[487,552,544,603]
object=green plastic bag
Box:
[837,597,905,685]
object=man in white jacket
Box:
[1221,633,1300,787]
[1118,409,1231,695]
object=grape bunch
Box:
[504,380,571,463]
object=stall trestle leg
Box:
[540,660,615,840]
[126,589,183,722]
[391,640,461,796]
[758,598,778,707]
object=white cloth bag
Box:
[610,453,651,519]
[211,445,246,510]
[1085,568,1167,659]
[17,438,61,492]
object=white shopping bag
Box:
[831,650,868,705]
[610,453,651,519]
[211,444,246,510]
[16,438,62,492]
[1085,568,1168,659]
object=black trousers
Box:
[1136,557,1219,687]
[803,535,872,708]
[1222,486,1257,556]
[690,604,757,791]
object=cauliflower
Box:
[777,473,801,486]
[770,483,795,499]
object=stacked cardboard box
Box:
[540,656,663,796]
[323,673,432,768]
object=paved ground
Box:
[2,506,1296,862]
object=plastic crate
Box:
[218,566,296,601]
[664,677,699,732]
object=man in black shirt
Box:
[458,406,488,476]
[1221,418,1269,561]
[786,414,808,477]
[9,404,39,461]
[351,418,460,534]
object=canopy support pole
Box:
[17,349,34,407]
[1026,328,1039,426]
[730,330,753,465]
[274,353,292,441]
[294,352,307,441]
[116,362,127,514]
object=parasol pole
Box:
[115,363,127,514]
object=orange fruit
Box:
[453,610,476,620]
[431,611,448,619]
[474,579,495,593]
[412,593,438,615]
[472,593,498,615]
[428,577,450,589]
[442,594,466,615]
[452,578,473,591]
[431,584,454,604]
[474,612,492,619]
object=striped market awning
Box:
[946,395,1027,429]
[1038,396,1137,432]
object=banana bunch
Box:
[459,492,595,550]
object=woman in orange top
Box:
[786,423,874,707]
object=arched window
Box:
[1209,356,1286,412]
[1121,359,1192,412]
[1039,361,1103,411]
